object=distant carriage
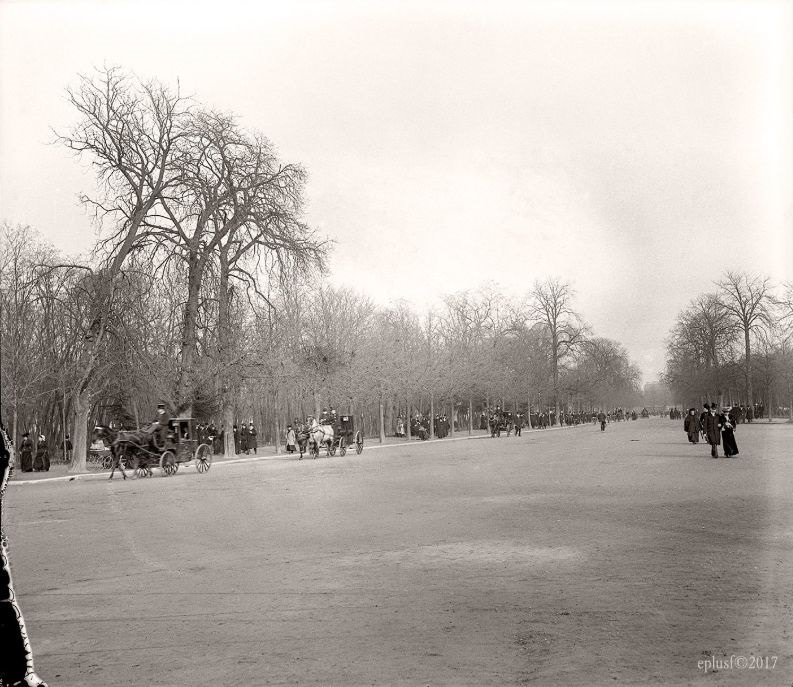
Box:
[331,414,363,456]
[306,414,364,458]
[490,410,513,438]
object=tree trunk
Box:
[69,389,90,473]
[223,404,235,458]
[176,251,204,413]
[378,397,385,444]
[406,398,412,440]
[744,328,752,407]
[468,397,473,435]
[449,398,455,438]
[429,393,435,439]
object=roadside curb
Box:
[9,424,583,486]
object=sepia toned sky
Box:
[1,0,791,383]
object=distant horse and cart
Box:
[297,414,364,459]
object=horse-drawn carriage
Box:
[489,410,513,438]
[301,414,364,459]
[330,414,363,456]
[96,416,212,478]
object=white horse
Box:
[308,418,334,457]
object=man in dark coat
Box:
[247,423,257,454]
[702,403,721,458]
[233,425,239,454]
[18,433,33,472]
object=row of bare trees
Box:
[664,271,793,417]
[0,68,643,471]
[1,217,642,464]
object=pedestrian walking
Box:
[19,433,34,472]
[240,423,250,454]
[248,423,257,454]
[597,410,606,431]
[233,424,240,454]
[33,434,49,471]
[64,433,73,463]
[684,408,700,443]
[702,403,721,458]
[719,408,739,457]
[285,425,296,454]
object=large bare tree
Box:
[528,278,587,420]
[717,271,772,407]
[56,67,189,469]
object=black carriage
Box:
[117,417,213,477]
[329,414,363,456]
[490,411,513,438]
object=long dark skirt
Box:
[687,431,699,444]
[19,450,33,472]
[722,429,739,456]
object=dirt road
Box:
[6,420,792,686]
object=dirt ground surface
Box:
[5,419,793,686]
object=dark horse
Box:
[92,426,128,480]
[93,425,162,479]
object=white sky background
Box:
[1,0,791,383]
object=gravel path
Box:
[6,419,792,686]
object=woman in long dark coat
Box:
[18,434,33,472]
[683,408,700,443]
[719,408,739,457]
[247,423,257,454]
[32,435,49,472]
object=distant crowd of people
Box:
[194,422,258,455]
[395,414,452,441]
[670,403,764,423]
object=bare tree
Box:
[56,66,189,469]
[717,271,772,407]
[528,278,587,420]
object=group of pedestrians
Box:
[684,404,739,458]
[17,432,50,472]
[196,422,258,455]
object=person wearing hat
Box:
[18,433,34,472]
[683,408,700,444]
[239,422,249,454]
[719,407,739,457]
[33,434,49,472]
[285,425,296,454]
[146,403,169,449]
[702,403,721,458]
[248,423,257,454]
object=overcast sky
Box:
[1,0,791,383]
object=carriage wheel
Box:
[339,436,347,456]
[101,454,113,470]
[132,455,149,478]
[194,443,212,474]
[159,450,177,476]
[355,431,363,454]
[328,441,337,457]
